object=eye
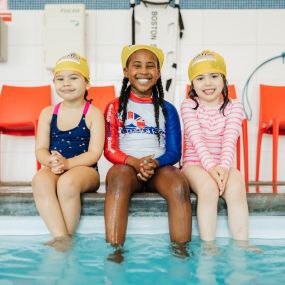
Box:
[133,63,141,69]
[146,63,156,68]
[211,73,220,78]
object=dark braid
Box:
[220,76,230,115]
[84,90,92,104]
[152,77,167,144]
[118,77,131,133]
[187,75,230,115]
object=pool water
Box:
[0,234,285,285]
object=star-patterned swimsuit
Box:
[49,101,98,169]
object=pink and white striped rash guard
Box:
[181,98,243,171]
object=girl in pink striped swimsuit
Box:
[181,50,249,244]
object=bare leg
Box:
[57,166,100,235]
[222,168,249,241]
[32,168,69,238]
[148,166,192,244]
[183,165,219,241]
[104,165,142,246]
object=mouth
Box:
[203,88,215,95]
[61,89,75,93]
[136,78,151,84]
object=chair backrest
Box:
[259,84,285,127]
[87,85,116,114]
[0,85,51,135]
[185,84,190,98]
[228,84,237,99]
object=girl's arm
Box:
[181,99,217,171]
[35,106,54,167]
[104,99,129,164]
[155,102,181,167]
[220,100,243,170]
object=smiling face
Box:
[123,49,161,98]
[192,72,224,107]
[54,70,89,103]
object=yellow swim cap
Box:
[54,53,90,81]
[188,50,226,82]
[121,44,164,69]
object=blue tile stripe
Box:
[180,0,285,9]
[8,0,285,10]
[8,0,131,10]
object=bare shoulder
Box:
[87,105,104,119]
[86,105,104,128]
[39,105,54,121]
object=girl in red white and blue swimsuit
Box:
[104,45,192,253]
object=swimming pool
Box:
[0,187,285,284]
[0,233,284,285]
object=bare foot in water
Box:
[107,246,125,264]
[235,240,263,253]
[202,241,220,256]
[44,235,73,252]
[171,242,191,259]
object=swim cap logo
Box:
[56,53,81,65]
[191,52,216,67]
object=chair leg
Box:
[255,130,263,193]
[272,119,279,193]
[242,121,249,192]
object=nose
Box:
[63,78,71,86]
[204,75,211,85]
[139,65,148,74]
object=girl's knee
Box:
[225,169,246,196]
[106,165,137,189]
[57,175,80,199]
[157,168,190,202]
[31,173,40,191]
[197,181,220,202]
[107,165,134,178]
[168,186,190,204]
[32,170,54,195]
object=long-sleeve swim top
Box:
[181,98,243,171]
[104,92,181,167]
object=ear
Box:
[123,67,129,78]
[86,82,91,90]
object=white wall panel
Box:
[7,11,43,46]
[1,46,46,80]
[203,10,257,45]
[257,10,285,45]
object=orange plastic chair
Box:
[185,84,249,191]
[0,85,52,170]
[87,85,116,114]
[228,85,249,192]
[255,84,285,193]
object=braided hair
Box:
[118,76,167,144]
[188,74,230,115]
